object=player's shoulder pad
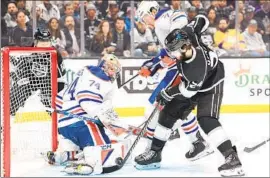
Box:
[170,10,187,22]
[87,66,111,82]
[155,7,170,20]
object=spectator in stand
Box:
[72,0,80,19]
[30,6,47,30]
[12,10,33,46]
[254,1,270,35]
[237,0,245,13]
[60,15,81,57]
[1,18,9,47]
[170,0,181,10]
[201,7,217,47]
[1,18,7,37]
[105,1,120,29]
[110,17,131,57]
[37,0,60,22]
[47,17,63,49]
[252,0,263,12]
[214,17,246,55]
[16,0,30,17]
[124,7,135,33]
[190,0,206,15]
[118,1,133,17]
[264,24,270,50]
[229,11,245,32]
[243,20,270,57]
[90,20,114,56]
[133,21,158,57]
[84,3,100,49]
[216,0,234,19]
[3,2,29,29]
[206,8,218,36]
[95,0,109,20]
[187,6,198,22]
[242,5,256,31]
[59,2,80,28]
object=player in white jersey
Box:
[45,54,131,175]
[135,1,213,163]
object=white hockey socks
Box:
[178,113,200,143]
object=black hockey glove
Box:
[156,89,174,110]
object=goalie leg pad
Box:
[100,139,132,167]
[83,146,103,175]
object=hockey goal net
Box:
[1,47,58,177]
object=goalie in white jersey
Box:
[135,1,213,163]
[46,54,131,175]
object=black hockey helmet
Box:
[34,28,51,41]
[165,28,191,53]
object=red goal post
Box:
[1,47,58,177]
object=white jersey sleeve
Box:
[154,9,188,48]
[169,10,188,32]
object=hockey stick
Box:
[118,74,139,88]
[46,108,144,137]
[45,108,103,126]
[102,105,159,173]
[124,120,147,139]
[244,138,270,153]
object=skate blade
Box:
[220,167,245,177]
[134,163,160,170]
[187,148,214,162]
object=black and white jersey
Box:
[10,49,66,89]
[168,46,224,99]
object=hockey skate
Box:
[134,150,162,170]
[64,163,94,175]
[218,147,245,177]
[45,151,56,165]
[169,129,180,140]
[185,132,214,161]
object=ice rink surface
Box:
[12,113,269,177]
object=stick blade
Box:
[243,147,253,153]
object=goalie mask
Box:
[99,54,121,82]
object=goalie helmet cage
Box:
[1,47,58,177]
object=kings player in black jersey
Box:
[10,29,66,115]
[134,29,245,177]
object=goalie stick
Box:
[102,104,159,173]
[244,138,270,153]
[117,74,139,88]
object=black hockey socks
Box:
[150,110,179,151]
[198,117,232,155]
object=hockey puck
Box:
[115,157,123,166]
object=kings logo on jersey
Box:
[31,62,48,77]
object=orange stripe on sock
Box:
[182,121,198,132]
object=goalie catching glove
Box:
[94,101,130,136]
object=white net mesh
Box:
[1,48,56,177]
